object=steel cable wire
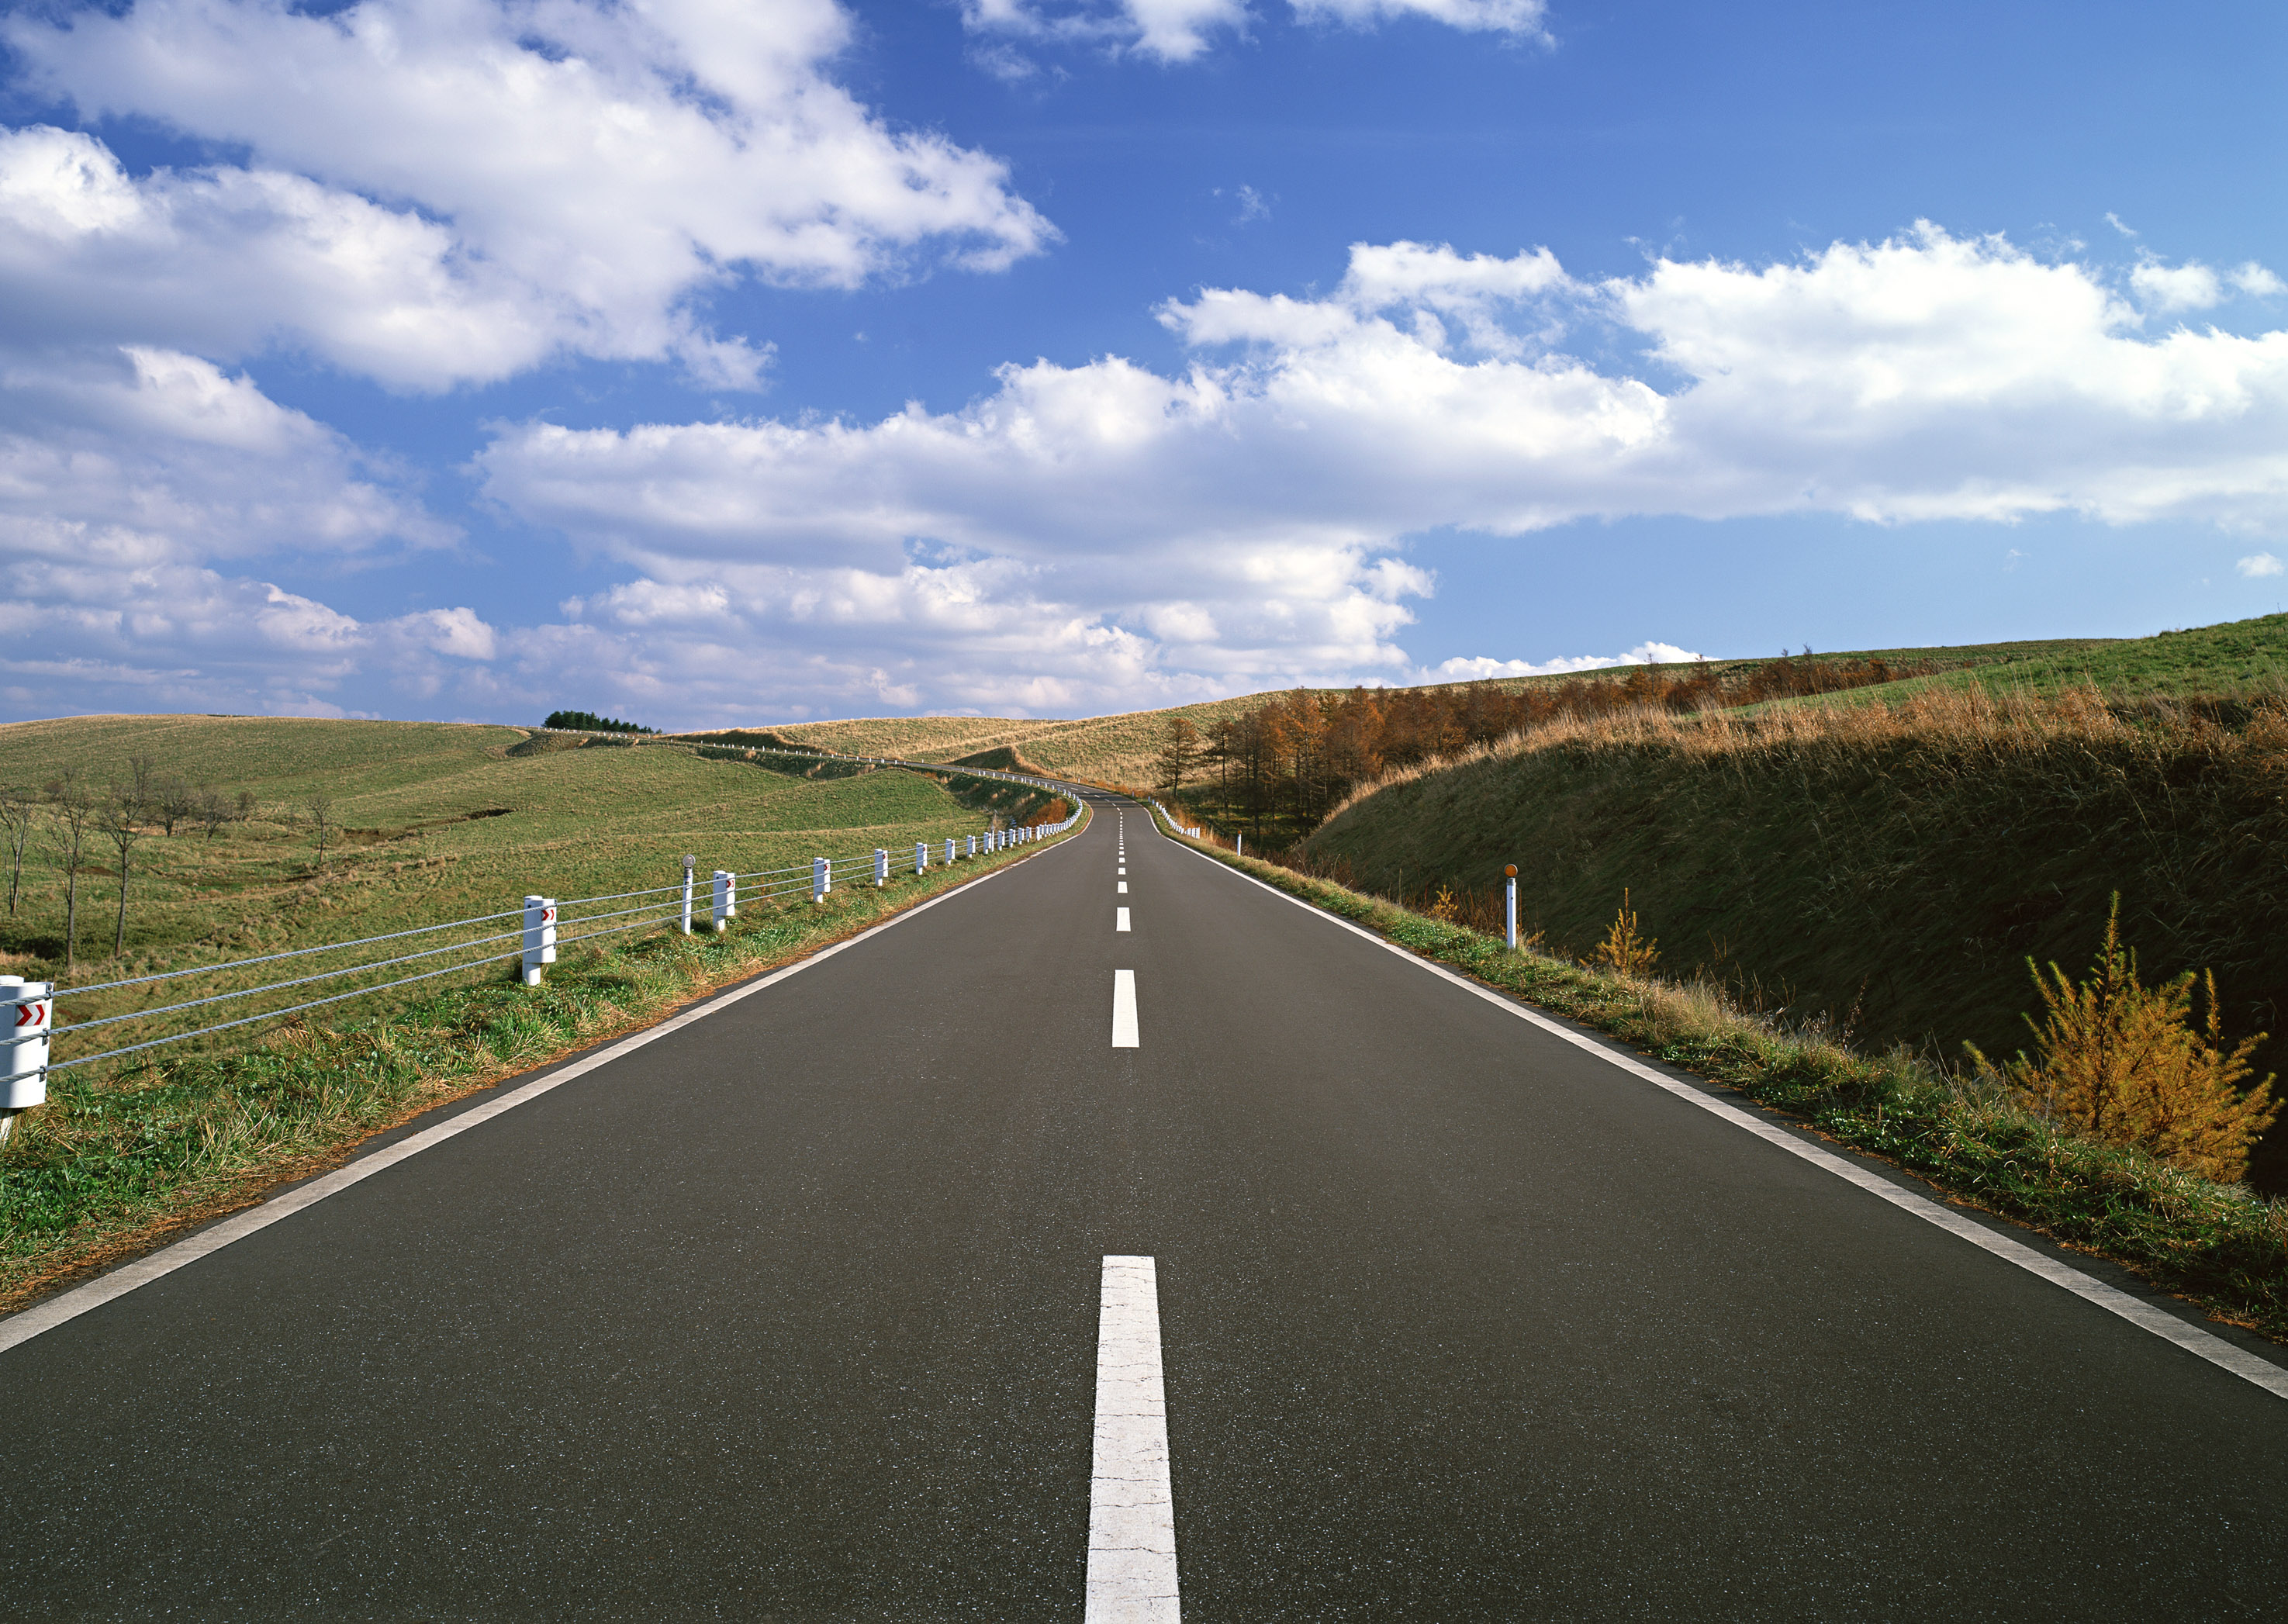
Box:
[50,904,528,1000]
[24,923,531,1047]
[41,948,527,1074]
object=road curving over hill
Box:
[0,790,2282,1618]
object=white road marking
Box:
[1169,841,2288,1405]
[1118,881,1128,893]
[1116,907,1132,931]
[1087,1255,1180,1622]
[1112,970,1139,1047]
[0,804,1104,1356]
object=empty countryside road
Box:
[1,792,2283,1620]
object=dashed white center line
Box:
[1116,907,1132,931]
[1087,1255,1180,1622]
[1111,969,1139,1047]
[1118,881,1128,893]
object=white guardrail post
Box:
[945,838,956,866]
[916,840,928,873]
[712,869,735,934]
[1,976,53,1145]
[679,854,696,935]
[812,856,830,904]
[522,896,558,986]
[1505,864,1519,950]
[875,848,889,887]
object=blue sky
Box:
[2,0,2283,726]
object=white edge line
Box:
[1163,830,2288,1403]
[0,809,1097,1357]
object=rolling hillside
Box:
[1287,616,2288,1192]
[745,631,2134,786]
[0,716,996,984]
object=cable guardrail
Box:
[1147,798,1203,838]
[0,748,1089,1140]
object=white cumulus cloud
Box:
[2131,259,2224,312]
[963,0,1543,68]
[1436,644,1704,680]
[1292,0,1547,37]
[2234,263,2288,298]
[12,221,2288,727]
[0,340,495,717]
[5,0,1055,389]
[2237,552,2283,579]
[456,226,2288,723]
[962,0,1248,63]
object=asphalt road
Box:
[1,792,2283,1620]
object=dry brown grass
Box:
[1181,832,2288,1341]
[1301,678,2288,1191]
[1319,682,2217,825]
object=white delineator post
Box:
[712,869,735,934]
[1505,863,1519,951]
[874,848,890,887]
[679,854,696,935]
[945,837,956,866]
[916,840,928,873]
[521,896,558,986]
[0,976,53,1147]
[812,856,830,904]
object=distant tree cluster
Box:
[4,755,266,974]
[1173,654,1930,838]
[544,710,656,735]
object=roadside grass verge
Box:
[0,811,1086,1314]
[1298,679,2288,1194]
[1158,816,2288,1345]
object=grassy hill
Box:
[1742,615,2288,717]
[0,716,999,1010]
[1290,615,2288,1193]
[752,693,1277,786]
[0,715,1087,1310]
[746,632,2135,786]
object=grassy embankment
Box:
[1286,615,2288,1200]
[1153,814,2288,1342]
[0,715,1078,1307]
[759,633,2119,786]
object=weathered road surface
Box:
[2,793,2283,1620]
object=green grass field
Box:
[0,717,1011,1073]
[1744,614,2288,717]
[0,714,1084,1301]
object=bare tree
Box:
[1155,716,1204,796]
[235,788,258,825]
[306,787,337,869]
[0,789,33,915]
[98,788,146,959]
[46,769,95,976]
[157,775,195,837]
[126,753,158,820]
[196,784,231,839]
